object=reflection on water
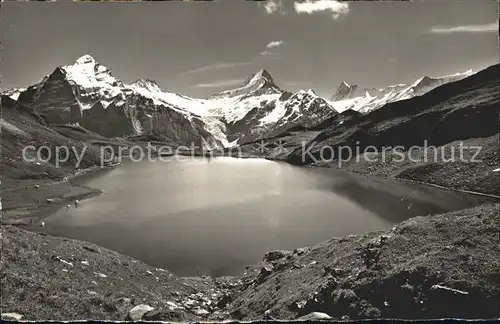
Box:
[40,157,490,276]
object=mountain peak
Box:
[256,68,273,80]
[243,68,274,86]
[209,69,280,99]
[75,54,96,65]
[131,79,162,92]
[331,80,363,101]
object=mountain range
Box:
[330,70,474,113]
[1,55,475,149]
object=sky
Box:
[1,0,498,98]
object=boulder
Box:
[143,309,184,321]
[192,307,210,316]
[1,313,23,321]
[263,250,292,262]
[297,312,332,320]
[128,304,154,321]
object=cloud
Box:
[260,51,274,56]
[194,79,244,88]
[183,62,252,74]
[430,21,498,34]
[294,0,349,19]
[262,0,285,15]
[266,40,285,49]
[261,40,285,56]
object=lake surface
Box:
[41,157,488,276]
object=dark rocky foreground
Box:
[220,203,500,320]
[1,225,239,322]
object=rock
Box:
[263,309,275,320]
[192,307,210,316]
[166,301,183,310]
[359,307,381,318]
[83,246,101,253]
[256,264,274,283]
[333,288,358,304]
[94,272,107,278]
[297,312,332,320]
[323,266,343,277]
[46,198,55,203]
[183,299,196,309]
[55,256,73,267]
[293,247,309,256]
[81,260,89,266]
[1,313,23,321]
[216,294,232,309]
[128,304,155,321]
[431,284,469,295]
[263,250,292,262]
[261,264,273,275]
[211,310,231,321]
[114,297,132,317]
[143,309,183,321]
[291,299,307,310]
[34,184,40,189]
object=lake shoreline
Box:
[2,154,499,321]
[5,153,497,229]
[1,165,116,227]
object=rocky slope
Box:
[1,95,119,184]
[1,225,238,321]
[221,203,499,320]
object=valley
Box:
[1,56,499,322]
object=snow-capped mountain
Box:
[330,81,365,101]
[210,69,281,99]
[0,87,27,100]
[329,70,474,113]
[16,55,224,148]
[203,71,337,144]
